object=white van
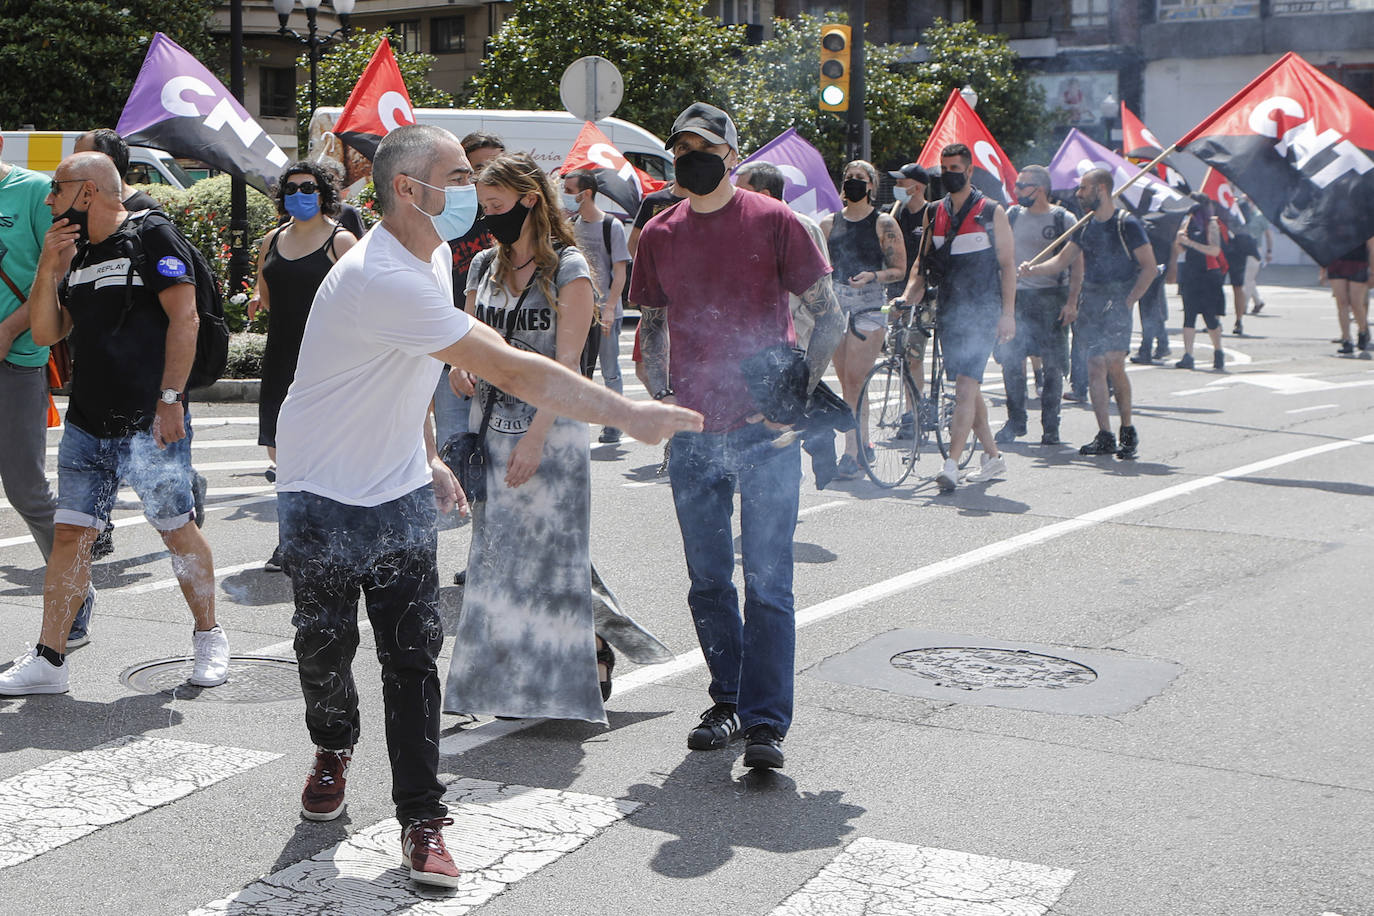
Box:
[1,131,196,189]
[310,108,675,183]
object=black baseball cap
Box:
[888,163,929,184]
[666,102,739,152]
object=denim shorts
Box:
[54,419,195,532]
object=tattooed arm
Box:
[873,213,907,285]
[638,305,671,398]
[800,273,842,392]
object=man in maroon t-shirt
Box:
[631,102,842,772]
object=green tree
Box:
[463,0,744,138]
[298,28,454,147]
[726,15,1049,173]
[0,0,218,130]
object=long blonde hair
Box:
[476,153,579,311]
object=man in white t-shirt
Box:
[273,124,701,890]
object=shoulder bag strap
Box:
[473,269,538,446]
[0,264,26,303]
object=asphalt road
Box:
[0,273,1370,916]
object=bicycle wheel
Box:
[857,360,919,488]
[930,337,978,469]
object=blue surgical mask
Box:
[283,190,320,222]
[561,192,580,211]
[410,178,478,240]
[893,185,911,204]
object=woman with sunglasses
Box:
[247,161,357,571]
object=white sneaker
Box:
[189,626,230,687]
[0,649,70,696]
[967,453,1008,482]
[936,458,960,491]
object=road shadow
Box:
[1235,476,1374,498]
[627,750,865,878]
[591,441,631,462]
[622,461,666,483]
[266,813,356,877]
[438,710,671,791]
[221,567,293,606]
[0,562,43,598]
[731,536,837,564]
[0,690,183,753]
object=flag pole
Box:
[1025,144,1179,267]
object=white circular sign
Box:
[559,56,624,122]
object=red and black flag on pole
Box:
[1177,51,1374,266]
[1120,103,1190,192]
[917,89,1018,205]
[331,38,415,161]
[558,121,665,217]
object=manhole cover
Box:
[890,647,1097,691]
[120,655,300,703]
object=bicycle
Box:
[855,300,976,488]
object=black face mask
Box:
[484,201,530,246]
[842,178,869,203]
[941,170,968,193]
[54,204,90,243]
[1016,193,1037,208]
[674,150,727,197]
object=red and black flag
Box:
[1177,51,1374,266]
[1120,103,1190,192]
[1200,167,1245,222]
[917,89,1018,205]
[331,39,415,161]
[558,122,665,217]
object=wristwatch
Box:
[160,388,183,405]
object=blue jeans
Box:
[54,416,195,532]
[668,424,801,735]
[433,366,471,448]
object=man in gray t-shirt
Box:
[996,165,1081,445]
[564,169,632,444]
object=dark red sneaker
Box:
[402,817,462,888]
[300,747,351,821]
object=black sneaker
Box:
[1040,429,1061,445]
[1338,339,1355,355]
[833,454,863,480]
[687,702,740,750]
[743,724,785,769]
[993,421,1025,444]
[264,545,285,573]
[1116,425,1139,460]
[1129,351,1152,365]
[1360,331,1370,352]
[1175,354,1195,370]
[453,569,466,586]
[598,427,622,444]
[91,525,114,560]
[1079,430,1117,456]
[1233,321,1243,336]
[895,411,915,439]
[1213,349,1225,371]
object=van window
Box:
[627,152,674,183]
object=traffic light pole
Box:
[848,0,867,163]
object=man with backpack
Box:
[995,165,1082,445]
[1019,168,1157,461]
[563,168,631,444]
[897,143,1017,491]
[0,152,229,695]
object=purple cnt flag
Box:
[117,33,288,194]
[1048,128,1191,215]
[735,128,843,221]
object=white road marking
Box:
[0,494,277,551]
[44,438,262,456]
[120,561,267,595]
[0,736,278,871]
[441,429,1374,755]
[771,837,1074,916]
[1173,372,1374,397]
[1286,404,1338,414]
[43,459,271,480]
[189,777,636,915]
[0,485,274,513]
[798,500,848,517]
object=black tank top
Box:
[262,223,345,321]
[828,209,883,280]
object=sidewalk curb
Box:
[190,379,260,403]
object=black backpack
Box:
[113,210,229,391]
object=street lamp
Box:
[1100,91,1117,149]
[960,84,978,110]
[273,0,354,122]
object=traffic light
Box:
[819,24,852,112]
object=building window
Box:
[717,0,757,24]
[1157,0,1257,21]
[1070,0,1111,27]
[431,16,466,53]
[388,19,421,54]
[1320,63,1374,109]
[260,66,295,119]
